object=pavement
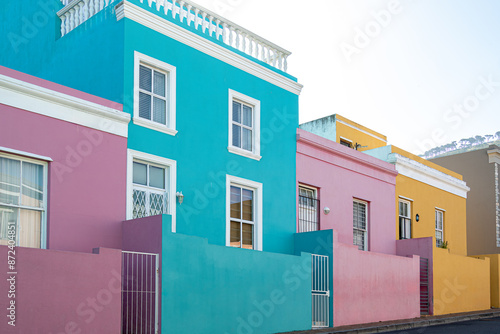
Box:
[278,308,500,334]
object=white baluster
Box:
[164,1,171,16]
[201,12,207,33]
[99,0,104,11]
[94,0,99,16]
[82,0,89,21]
[147,0,153,7]
[249,37,254,57]
[187,5,193,26]
[229,27,235,47]
[208,15,215,37]
[60,14,67,36]
[260,43,265,61]
[222,23,229,44]
[215,19,222,40]
[105,0,110,6]
[179,1,186,22]
[69,8,75,31]
[78,2,85,24]
[155,0,163,11]
[284,55,288,72]
[194,8,200,29]
[241,32,247,52]
[272,49,277,67]
[265,47,270,64]
[235,30,241,49]
[278,52,283,70]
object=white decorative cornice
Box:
[388,153,470,198]
[0,74,130,137]
[488,148,500,164]
[114,1,303,95]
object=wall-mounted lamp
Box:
[416,214,420,222]
[324,207,331,215]
[176,191,184,205]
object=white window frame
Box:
[353,199,368,251]
[339,137,353,148]
[127,149,177,232]
[133,51,177,136]
[226,175,263,251]
[435,209,444,247]
[228,89,261,161]
[0,150,49,249]
[399,199,412,240]
[298,184,319,232]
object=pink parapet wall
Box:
[332,231,421,326]
[0,246,122,334]
[297,129,398,255]
[0,66,128,253]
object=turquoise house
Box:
[1,1,311,333]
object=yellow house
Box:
[301,114,492,316]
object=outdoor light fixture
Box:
[416,214,420,222]
[324,207,331,215]
[176,191,184,204]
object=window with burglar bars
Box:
[399,200,411,239]
[298,186,319,232]
[435,210,444,247]
[132,161,168,219]
[353,200,368,251]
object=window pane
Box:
[230,221,241,248]
[242,105,252,127]
[242,223,253,249]
[21,162,44,208]
[133,162,147,185]
[0,157,21,205]
[153,71,166,97]
[139,92,152,120]
[353,202,366,230]
[139,65,152,92]
[153,97,166,125]
[232,124,241,148]
[19,209,41,248]
[242,189,253,221]
[0,205,17,246]
[149,193,166,216]
[149,166,165,189]
[230,186,241,219]
[242,128,252,151]
[232,101,241,123]
[133,189,147,219]
[353,230,365,251]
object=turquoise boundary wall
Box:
[150,215,311,334]
[295,230,335,327]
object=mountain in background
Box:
[421,131,500,159]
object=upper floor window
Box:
[226,175,262,250]
[340,137,353,148]
[353,200,368,251]
[435,210,444,247]
[134,52,177,136]
[228,90,261,161]
[298,185,319,232]
[0,152,47,249]
[399,199,412,239]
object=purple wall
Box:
[397,237,435,314]
[0,67,127,253]
[297,129,398,255]
[0,246,122,334]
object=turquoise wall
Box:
[160,215,311,334]
[123,7,299,254]
[0,0,124,103]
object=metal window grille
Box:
[312,254,330,328]
[353,201,367,250]
[420,257,430,315]
[133,187,168,219]
[121,251,159,334]
[298,188,319,232]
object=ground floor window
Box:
[298,185,319,232]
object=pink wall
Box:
[297,129,398,255]
[0,246,122,334]
[332,231,421,326]
[397,237,434,314]
[0,68,127,253]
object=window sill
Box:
[133,117,178,136]
[227,147,262,161]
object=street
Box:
[390,316,500,333]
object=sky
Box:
[193,0,500,155]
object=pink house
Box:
[296,129,420,327]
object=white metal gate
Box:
[121,251,159,334]
[312,254,330,328]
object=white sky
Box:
[194,0,500,155]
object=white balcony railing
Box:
[57,0,291,72]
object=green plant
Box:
[439,241,449,249]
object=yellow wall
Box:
[396,174,467,256]
[483,254,500,308]
[433,248,490,315]
[334,115,387,151]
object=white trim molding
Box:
[398,195,414,202]
[0,147,53,162]
[115,1,303,95]
[228,89,261,161]
[226,174,263,251]
[488,148,500,164]
[388,153,470,198]
[126,149,177,232]
[133,51,177,136]
[0,73,130,138]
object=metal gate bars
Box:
[420,257,430,315]
[312,254,330,328]
[121,251,159,334]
